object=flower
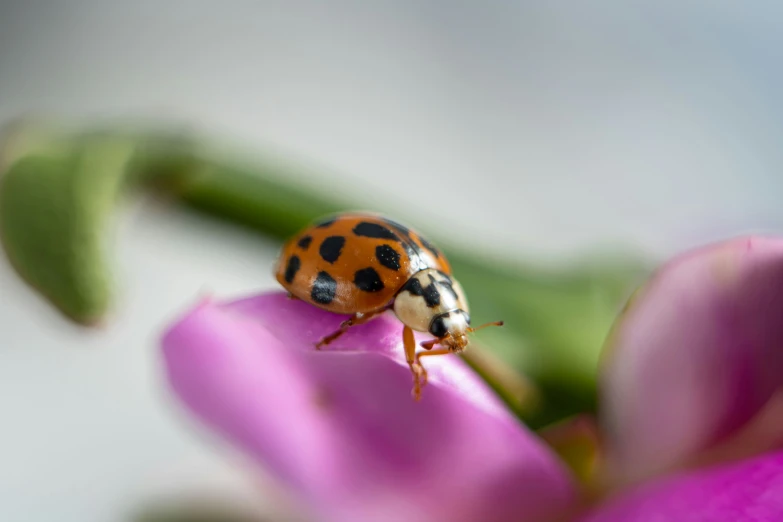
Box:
[161,294,577,522]
[599,236,783,485]
[161,236,783,522]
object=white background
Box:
[2,2,783,521]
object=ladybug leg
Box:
[315,307,387,349]
[419,338,439,350]
[412,348,452,398]
[314,323,352,348]
[286,292,299,300]
[403,326,427,401]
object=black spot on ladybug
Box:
[440,280,459,301]
[319,236,346,264]
[354,267,385,292]
[297,235,313,249]
[423,284,441,307]
[375,244,401,271]
[315,217,336,228]
[402,277,423,296]
[381,218,431,270]
[311,271,337,304]
[429,314,448,338]
[419,236,440,258]
[403,277,440,307]
[428,273,457,300]
[284,255,301,284]
[353,222,399,241]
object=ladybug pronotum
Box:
[274,212,503,400]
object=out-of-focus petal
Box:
[578,449,783,522]
[161,292,576,522]
[600,236,783,483]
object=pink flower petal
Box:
[579,450,783,522]
[161,292,576,522]
[600,236,783,483]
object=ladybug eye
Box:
[429,315,448,338]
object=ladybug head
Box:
[428,310,504,352]
[394,268,503,351]
[429,309,470,350]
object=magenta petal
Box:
[578,450,783,522]
[601,236,783,482]
[161,292,576,522]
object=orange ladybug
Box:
[274,212,502,400]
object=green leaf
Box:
[0,128,135,324]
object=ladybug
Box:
[274,211,502,400]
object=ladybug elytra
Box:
[274,212,502,400]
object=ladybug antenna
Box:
[468,320,504,333]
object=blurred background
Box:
[2,1,783,521]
